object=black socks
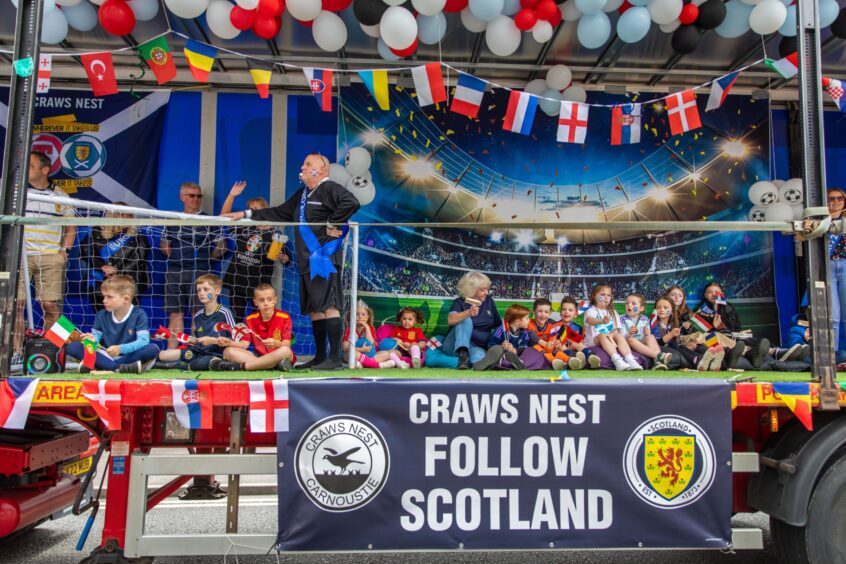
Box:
[325,317,343,362]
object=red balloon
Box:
[390,37,419,57]
[618,0,632,14]
[323,0,352,10]
[521,0,540,9]
[253,15,281,38]
[257,0,284,16]
[514,8,538,30]
[679,3,699,24]
[98,0,136,37]
[230,6,257,30]
[443,0,469,12]
[545,6,562,26]
[536,0,558,20]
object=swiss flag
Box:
[80,52,118,97]
[665,90,701,136]
[82,380,122,430]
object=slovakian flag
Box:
[0,378,39,429]
[80,52,118,97]
[665,90,701,136]
[411,63,446,107]
[82,337,97,370]
[172,380,213,429]
[138,35,177,85]
[303,67,333,111]
[823,77,846,112]
[690,313,713,332]
[247,58,273,98]
[772,382,813,431]
[765,52,798,79]
[706,71,739,112]
[36,54,51,94]
[610,103,641,145]
[82,380,122,430]
[503,90,538,135]
[358,70,390,110]
[44,315,77,348]
[248,379,289,433]
[184,40,217,83]
[450,72,486,118]
[557,102,589,144]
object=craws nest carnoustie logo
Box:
[622,415,716,509]
[295,414,389,512]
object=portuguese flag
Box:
[139,36,176,85]
[82,337,97,370]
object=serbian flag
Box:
[0,378,39,429]
[450,72,486,118]
[138,35,177,85]
[823,77,846,112]
[610,103,641,145]
[44,315,77,348]
[411,63,446,107]
[184,40,217,83]
[715,291,727,306]
[303,68,333,111]
[82,380,122,430]
[247,58,273,99]
[772,382,813,431]
[358,70,390,110]
[690,313,713,332]
[765,52,798,79]
[665,90,701,136]
[36,54,51,94]
[503,90,538,135]
[172,380,213,429]
[248,379,289,433]
[557,102,589,144]
[706,71,739,112]
[80,52,118,96]
[82,337,97,370]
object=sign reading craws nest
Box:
[277,379,732,551]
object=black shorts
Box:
[300,271,343,314]
[164,269,197,313]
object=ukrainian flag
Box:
[184,40,217,83]
[358,70,389,110]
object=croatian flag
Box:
[248,380,289,433]
[557,102,589,144]
[172,380,213,429]
[411,63,446,107]
[610,103,641,145]
[706,71,739,112]
[303,68,333,112]
[450,73,486,118]
[503,90,538,135]
[0,378,39,429]
[823,77,846,112]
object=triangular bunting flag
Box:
[665,90,701,136]
[247,58,274,98]
[358,70,390,110]
[706,71,739,112]
[772,382,813,431]
[184,40,217,83]
[303,68,333,111]
[411,63,446,107]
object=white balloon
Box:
[361,23,381,38]
[206,0,240,39]
[41,7,68,44]
[485,15,521,57]
[63,0,98,31]
[659,20,681,32]
[411,0,446,17]
[417,12,447,45]
[164,0,209,19]
[748,180,779,206]
[383,0,406,5]
[128,0,159,21]
[329,163,353,186]
[532,20,554,43]
[765,201,794,221]
[603,0,624,11]
[561,0,582,21]
[647,0,683,25]
[524,78,548,96]
[747,205,766,222]
[235,0,258,8]
[562,84,587,103]
[377,38,401,60]
[469,0,504,22]
[779,178,804,204]
[539,88,563,116]
[345,147,372,176]
[43,0,56,13]
[380,6,418,50]
[287,0,321,21]
[771,179,785,188]
[460,7,488,32]
[739,0,763,4]
[346,175,375,206]
[791,203,805,220]
[749,0,787,35]
[546,64,573,91]
[313,10,347,51]
[55,0,82,6]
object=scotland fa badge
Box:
[60,134,106,179]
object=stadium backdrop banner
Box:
[276,378,732,551]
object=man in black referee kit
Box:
[224,153,360,371]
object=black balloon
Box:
[696,0,727,30]
[353,0,389,26]
[832,7,846,39]
[672,24,702,55]
[779,35,797,58]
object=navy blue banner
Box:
[277,378,732,551]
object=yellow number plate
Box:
[63,456,93,477]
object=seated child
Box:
[583,284,642,371]
[66,275,159,374]
[474,304,533,371]
[379,307,427,369]
[528,298,584,371]
[158,274,235,370]
[621,293,668,368]
[344,301,403,369]
[211,284,296,372]
[785,313,812,363]
[558,296,601,369]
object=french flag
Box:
[171,380,213,429]
[0,378,39,429]
[503,90,538,135]
[450,72,486,118]
[706,71,739,112]
[303,68,333,112]
[411,63,446,107]
[610,103,641,145]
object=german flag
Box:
[184,40,217,83]
[247,59,273,99]
[772,382,813,431]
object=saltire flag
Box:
[665,90,701,136]
[184,40,217,83]
[152,326,172,340]
[171,380,213,429]
[0,379,39,429]
[36,54,51,94]
[765,52,798,79]
[82,380,122,430]
[610,103,641,145]
[557,102,589,144]
[248,379,289,433]
[426,336,442,350]
[82,337,97,370]
[358,70,390,110]
[44,315,77,348]
[247,59,274,98]
[704,331,720,347]
[822,77,846,112]
[411,63,446,107]
[503,90,538,135]
[706,71,739,112]
[578,300,590,315]
[772,382,813,431]
[80,52,118,96]
[138,35,177,85]
[690,313,713,332]
[303,68,333,111]
[450,72,486,118]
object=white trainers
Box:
[568,356,585,370]
[551,358,566,371]
[625,355,643,370]
[612,354,629,371]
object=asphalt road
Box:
[2,497,779,564]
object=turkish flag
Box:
[80,52,118,97]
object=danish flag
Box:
[557,102,589,144]
[665,90,701,136]
[248,379,289,433]
[82,380,122,430]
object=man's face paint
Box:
[310,168,319,177]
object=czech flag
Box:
[171,380,213,429]
[0,378,39,429]
[303,68,333,111]
[503,90,538,135]
[184,40,217,83]
[411,63,446,107]
[358,70,390,110]
[450,72,486,118]
[706,71,739,112]
[610,103,641,145]
[772,382,813,431]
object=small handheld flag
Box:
[426,336,442,350]
[704,331,719,347]
[578,300,590,315]
[82,337,97,370]
[690,313,713,332]
[44,315,77,348]
[152,326,172,340]
[649,311,658,330]
[715,291,727,306]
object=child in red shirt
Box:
[343,300,401,369]
[380,307,427,368]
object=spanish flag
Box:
[184,40,217,83]
[358,70,389,110]
[247,59,273,99]
[772,382,813,431]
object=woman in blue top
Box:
[441,271,502,370]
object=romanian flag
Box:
[772,382,813,431]
[704,331,719,347]
[247,59,273,98]
[690,313,713,332]
[82,337,97,370]
[184,40,217,83]
[138,36,176,85]
[358,70,389,110]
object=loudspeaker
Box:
[24,338,63,374]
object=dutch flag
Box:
[503,90,538,135]
[171,380,213,429]
[0,378,39,429]
[450,72,486,118]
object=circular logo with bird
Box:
[295,414,389,512]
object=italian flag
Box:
[765,52,798,79]
[690,313,713,333]
[45,315,76,348]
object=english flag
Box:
[706,71,739,112]
[411,63,446,107]
[303,68,333,112]
[248,379,289,433]
[0,378,39,429]
[80,52,118,97]
[557,102,589,144]
[171,380,213,429]
[610,103,641,145]
[450,72,486,118]
[36,54,51,94]
[82,380,122,430]
[665,90,701,136]
[823,77,846,112]
[503,90,538,135]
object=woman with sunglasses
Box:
[826,188,846,358]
